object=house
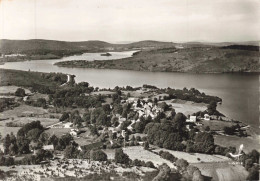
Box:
[70,129,79,136]
[43,145,54,151]
[23,96,29,102]
[64,122,73,128]
[77,146,83,152]
[204,114,210,121]
[186,116,197,123]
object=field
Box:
[152,148,229,163]
[215,134,260,153]
[192,162,248,181]
[45,128,71,137]
[0,104,59,137]
[0,86,31,95]
[0,104,48,119]
[90,91,115,95]
[161,99,207,116]
[123,146,175,168]
[0,126,21,138]
[201,119,235,131]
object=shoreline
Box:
[54,63,260,74]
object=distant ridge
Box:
[0,39,258,54]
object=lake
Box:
[0,51,259,133]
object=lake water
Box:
[0,51,259,133]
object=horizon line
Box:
[0,38,259,44]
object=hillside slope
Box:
[55,46,260,73]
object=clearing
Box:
[123,146,175,168]
[215,134,260,153]
[152,148,230,163]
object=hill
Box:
[0,39,112,55]
[1,39,259,73]
[55,46,260,73]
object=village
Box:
[0,70,257,181]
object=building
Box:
[43,145,54,151]
[204,114,210,121]
[70,129,79,136]
[64,122,73,128]
[186,116,197,123]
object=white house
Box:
[64,122,73,128]
[186,116,197,123]
[43,145,54,151]
[204,114,210,121]
[70,129,79,136]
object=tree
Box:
[207,101,217,115]
[143,141,149,150]
[176,158,189,172]
[90,149,107,161]
[102,104,111,114]
[146,161,155,168]
[246,165,259,181]
[205,126,210,132]
[194,132,214,153]
[172,113,186,131]
[39,132,49,145]
[36,98,47,108]
[17,136,30,154]
[78,82,89,88]
[159,102,169,111]
[8,143,18,156]
[48,135,59,149]
[3,134,11,154]
[60,112,70,122]
[245,159,253,170]
[248,149,259,164]
[64,145,79,159]
[223,126,236,135]
[115,148,130,165]
[134,121,146,133]
[27,128,43,141]
[91,107,108,126]
[153,163,171,181]
[15,88,26,97]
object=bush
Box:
[115,148,130,165]
[0,156,14,166]
[15,88,26,97]
[176,158,189,171]
[143,141,149,150]
[145,161,155,168]
[159,151,177,162]
[90,149,107,161]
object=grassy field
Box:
[152,148,229,163]
[0,104,48,119]
[0,86,31,95]
[215,134,260,153]
[161,99,207,116]
[45,128,71,137]
[192,162,248,181]
[0,126,21,137]
[123,146,175,168]
[201,120,235,131]
[1,117,59,127]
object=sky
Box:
[0,0,259,42]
